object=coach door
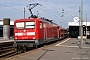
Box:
[44,23,47,42]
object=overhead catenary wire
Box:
[0,3,22,11]
[0,2,31,17]
[43,0,65,24]
[0,0,63,22]
[0,0,54,19]
[44,0,62,16]
[24,0,63,20]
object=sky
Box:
[0,0,90,28]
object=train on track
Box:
[13,3,68,52]
[13,17,68,51]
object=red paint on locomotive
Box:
[14,17,68,49]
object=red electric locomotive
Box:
[14,17,59,50]
[13,3,68,51]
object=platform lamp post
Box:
[80,0,83,49]
[60,22,62,35]
[60,22,62,27]
[24,7,26,18]
[79,6,81,36]
[86,13,87,39]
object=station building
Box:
[68,21,90,38]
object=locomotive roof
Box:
[14,18,58,25]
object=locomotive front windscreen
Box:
[16,21,35,29]
[16,22,24,29]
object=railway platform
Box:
[0,37,14,44]
[6,38,90,60]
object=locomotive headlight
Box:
[33,37,35,39]
[15,37,17,39]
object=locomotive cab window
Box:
[40,22,42,28]
[26,22,35,28]
[16,22,24,29]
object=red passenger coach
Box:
[59,27,68,39]
[14,17,59,50]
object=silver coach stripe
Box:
[15,33,23,36]
[27,32,35,35]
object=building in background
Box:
[68,21,90,38]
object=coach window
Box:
[40,22,42,28]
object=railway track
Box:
[0,42,18,59]
[0,46,14,56]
